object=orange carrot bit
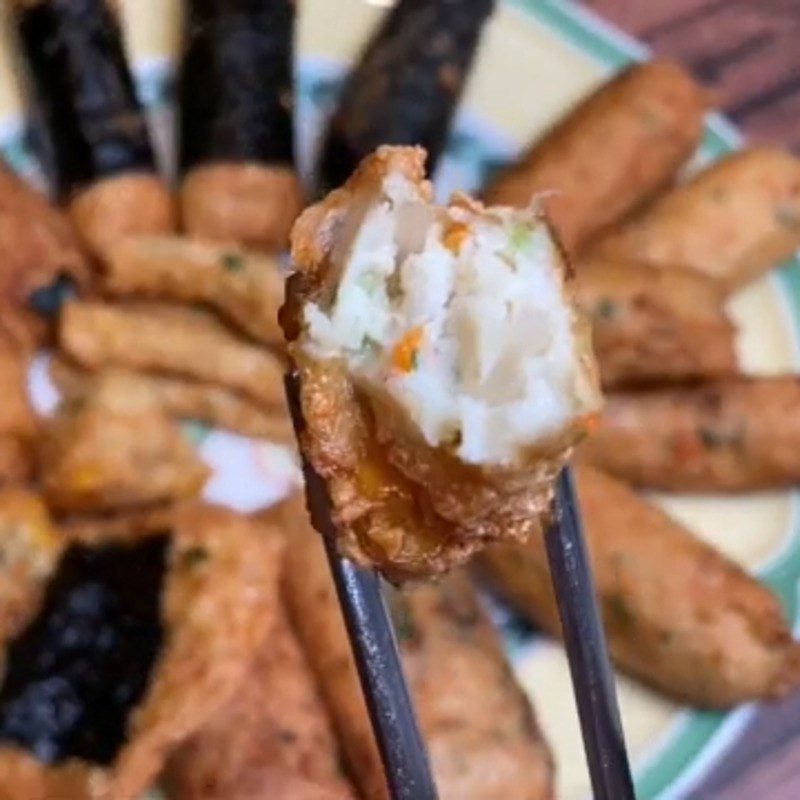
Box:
[442,221,470,254]
[582,411,602,436]
[392,326,425,373]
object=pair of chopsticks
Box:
[285,373,635,800]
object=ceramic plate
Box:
[1,1,799,797]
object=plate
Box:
[1,1,799,798]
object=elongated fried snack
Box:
[179,0,302,249]
[11,0,175,257]
[0,160,89,348]
[0,338,37,485]
[580,377,800,491]
[278,497,555,800]
[60,301,286,410]
[596,148,800,291]
[479,465,800,707]
[103,235,285,346]
[166,523,353,800]
[50,357,293,443]
[483,61,708,254]
[283,146,601,579]
[39,372,209,513]
[318,0,495,191]
[0,502,281,800]
[576,256,738,388]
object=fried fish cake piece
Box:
[0,339,37,485]
[0,160,90,348]
[283,146,601,580]
[60,301,286,410]
[39,371,209,513]
[483,61,708,254]
[50,357,293,443]
[166,521,353,800]
[580,377,800,491]
[102,236,286,346]
[479,465,800,707]
[576,256,738,388]
[0,502,282,800]
[596,148,800,291]
[277,496,555,800]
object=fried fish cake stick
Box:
[479,465,800,707]
[0,160,89,348]
[283,146,601,579]
[580,378,800,491]
[165,525,353,800]
[60,301,285,410]
[50,357,293,443]
[10,0,175,258]
[0,339,37,486]
[278,497,555,800]
[576,257,738,388]
[103,236,285,346]
[483,61,708,254]
[596,148,800,291]
[39,372,209,513]
[179,0,302,249]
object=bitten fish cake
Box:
[283,146,601,580]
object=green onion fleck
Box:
[594,298,618,320]
[220,252,245,271]
[509,222,533,252]
[182,546,209,568]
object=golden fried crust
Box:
[483,61,708,254]
[284,146,596,579]
[0,340,37,486]
[0,162,90,349]
[181,163,304,251]
[0,502,284,800]
[595,148,800,291]
[39,372,209,512]
[67,174,177,260]
[575,256,738,388]
[60,301,286,410]
[102,235,286,347]
[580,377,800,491]
[0,437,34,487]
[50,357,294,444]
[165,527,354,800]
[278,496,554,800]
[479,465,800,707]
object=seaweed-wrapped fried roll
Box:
[11,0,175,257]
[317,0,496,192]
[179,0,302,250]
[0,498,281,800]
[283,146,601,580]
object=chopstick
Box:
[545,467,635,799]
[284,372,439,800]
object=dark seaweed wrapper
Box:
[178,0,295,174]
[318,0,496,192]
[15,0,157,200]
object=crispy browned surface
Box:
[483,61,707,254]
[102,235,286,346]
[0,161,90,348]
[596,148,800,291]
[0,339,37,486]
[67,174,177,259]
[166,523,353,800]
[0,502,283,800]
[479,465,800,707]
[50,357,293,443]
[277,496,554,800]
[0,437,33,486]
[580,377,800,491]
[0,489,64,641]
[39,372,209,512]
[576,256,738,388]
[284,145,598,579]
[181,163,303,251]
[60,301,285,410]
